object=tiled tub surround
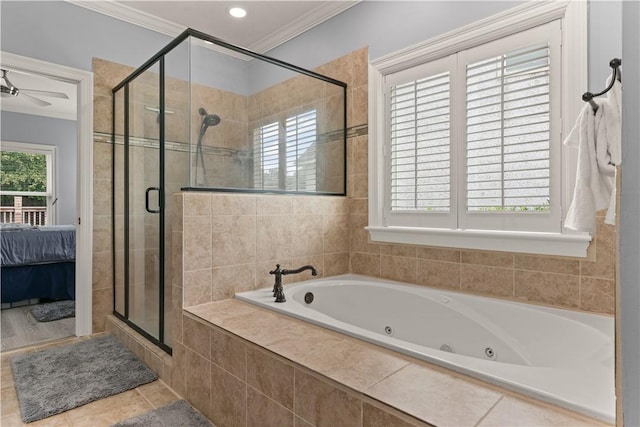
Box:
[236,275,614,422]
[184,299,611,427]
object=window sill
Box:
[366,225,591,258]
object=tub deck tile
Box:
[184,299,613,427]
[477,396,611,427]
[364,363,502,427]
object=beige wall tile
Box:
[293,197,324,215]
[349,198,368,215]
[210,362,247,427]
[514,254,580,275]
[92,251,113,290]
[462,251,514,268]
[184,193,211,216]
[323,252,350,277]
[247,387,295,427]
[351,252,381,277]
[257,195,293,215]
[183,315,211,360]
[295,416,315,427]
[350,214,380,254]
[247,346,294,410]
[185,349,211,418]
[362,402,421,427]
[211,264,256,301]
[183,269,212,307]
[292,215,324,256]
[381,255,417,284]
[211,215,256,267]
[257,215,293,261]
[92,288,112,333]
[323,214,349,253]
[211,193,256,216]
[93,179,112,216]
[416,247,461,263]
[351,85,368,128]
[183,216,212,271]
[381,244,417,258]
[580,277,615,314]
[210,327,246,380]
[417,259,460,290]
[460,265,513,297]
[294,369,361,427]
[514,270,580,308]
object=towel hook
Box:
[582,58,622,114]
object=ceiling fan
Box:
[1,69,69,107]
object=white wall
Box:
[620,0,640,424]
[0,111,77,225]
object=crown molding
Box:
[249,1,360,53]
[65,1,185,37]
[66,1,360,55]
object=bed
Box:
[1,224,76,304]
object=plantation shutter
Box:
[253,122,280,189]
[389,71,451,213]
[285,110,317,191]
[465,44,552,213]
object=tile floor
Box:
[0,335,181,427]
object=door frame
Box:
[1,51,93,336]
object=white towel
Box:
[564,99,614,232]
[564,77,622,231]
[603,79,622,225]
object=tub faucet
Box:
[269,264,317,303]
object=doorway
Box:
[0,52,93,349]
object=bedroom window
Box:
[368,2,590,257]
[0,141,56,225]
[252,110,317,191]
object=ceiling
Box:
[1,1,358,120]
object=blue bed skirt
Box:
[1,262,75,303]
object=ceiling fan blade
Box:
[21,92,52,107]
[20,88,69,99]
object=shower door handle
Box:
[145,187,161,214]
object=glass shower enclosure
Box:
[112,29,347,352]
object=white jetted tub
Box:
[236,274,614,423]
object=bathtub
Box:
[235,274,614,423]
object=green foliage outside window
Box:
[0,151,47,206]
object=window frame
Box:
[0,140,57,225]
[367,0,591,257]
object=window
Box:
[0,141,56,225]
[368,1,590,256]
[253,110,317,191]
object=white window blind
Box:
[253,110,317,191]
[390,72,451,213]
[286,110,317,191]
[465,45,551,212]
[382,21,561,233]
[253,122,280,189]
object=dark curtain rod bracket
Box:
[582,58,622,114]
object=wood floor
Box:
[1,304,75,352]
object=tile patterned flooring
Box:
[0,335,181,427]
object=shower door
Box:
[113,62,170,352]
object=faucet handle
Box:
[269,264,281,275]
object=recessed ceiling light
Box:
[228,7,247,18]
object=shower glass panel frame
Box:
[112,28,347,354]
